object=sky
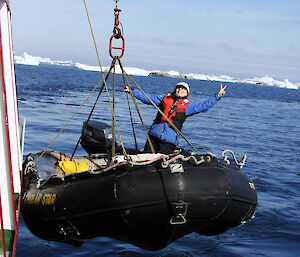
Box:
[10,0,300,82]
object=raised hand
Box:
[218,84,227,97]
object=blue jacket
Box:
[133,89,220,145]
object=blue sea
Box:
[16,64,300,257]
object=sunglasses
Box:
[176,86,187,91]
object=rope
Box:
[88,162,120,175]
[90,152,214,174]
[22,155,36,175]
[88,154,167,175]
[221,150,247,169]
[161,154,212,168]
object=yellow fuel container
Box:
[57,160,89,175]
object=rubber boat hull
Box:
[22,152,257,250]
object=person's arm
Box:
[186,84,227,116]
[125,86,163,106]
[186,95,219,116]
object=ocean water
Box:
[16,64,300,257]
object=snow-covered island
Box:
[15,53,300,90]
[148,71,300,90]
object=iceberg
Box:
[166,70,180,76]
[244,76,298,90]
[102,65,150,77]
[149,71,299,90]
[74,63,150,76]
[74,63,100,72]
[14,53,150,77]
[14,53,299,89]
[14,52,72,66]
[14,52,43,66]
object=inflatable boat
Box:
[21,121,257,250]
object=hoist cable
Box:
[83,0,129,158]
[102,60,128,158]
[117,58,156,154]
[111,64,116,158]
[121,71,139,150]
[70,59,117,159]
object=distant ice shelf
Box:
[14,52,299,90]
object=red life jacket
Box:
[154,93,190,131]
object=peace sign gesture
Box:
[218,83,227,97]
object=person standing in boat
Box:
[124,82,226,154]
